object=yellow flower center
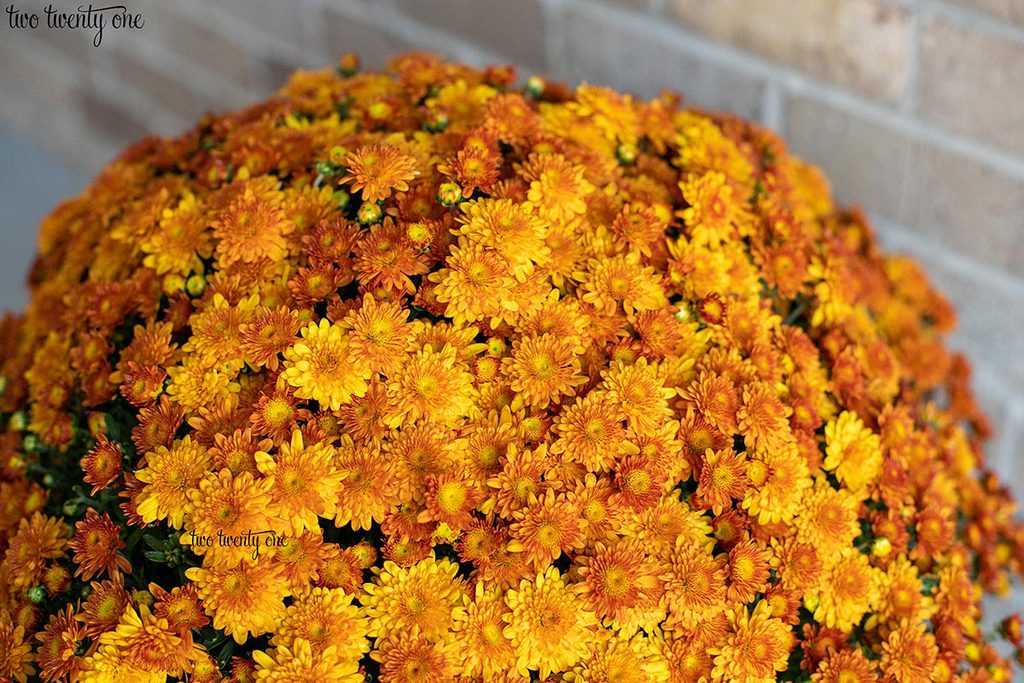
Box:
[413,374,440,399]
[513,477,538,501]
[437,482,466,512]
[529,353,556,381]
[482,622,504,645]
[625,470,651,495]
[537,522,560,548]
[602,566,629,597]
[734,556,754,582]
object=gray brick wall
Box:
[1,0,1022,508]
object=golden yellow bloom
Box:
[185,561,291,643]
[457,198,550,277]
[134,436,212,529]
[792,477,861,556]
[503,333,587,409]
[824,411,883,495]
[429,240,519,326]
[362,556,467,641]
[183,469,276,565]
[810,548,883,631]
[880,621,937,683]
[385,344,476,427]
[255,429,344,535]
[271,587,369,661]
[519,152,595,223]
[253,639,363,682]
[503,567,599,678]
[576,253,668,316]
[340,292,413,374]
[568,631,670,683]
[281,319,372,411]
[452,583,517,679]
[93,604,201,678]
[709,602,794,683]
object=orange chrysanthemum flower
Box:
[452,583,517,679]
[36,605,89,682]
[576,253,668,316]
[551,392,628,473]
[576,538,664,629]
[80,574,131,637]
[150,582,209,631]
[253,639,363,682]
[68,509,130,580]
[5,512,69,590]
[80,435,123,494]
[271,587,369,662]
[183,469,277,564]
[239,305,301,371]
[371,630,459,682]
[881,621,938,683]
[812,648,879,683]
[457,198,550,277]
[93,604,201,678]
[793,478,861,556]
[385,344,476,427]
[824,411,883,495]
[340,143,420,202]
[340,293,413,374]
[334,443,404,530]
[726,536,770,604]
[510,489,583,570]
[503,333,586,409]
[709,602,794,683]
[810,548,883,631]
[213,176,294,267]
[696,448,749,514]
[661,542,728,629]
[185,560,291,643]
[255,429,344,535]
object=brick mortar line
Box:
[923,0,1024,44]
[576,0,1024,180]
[871,215,1024,299]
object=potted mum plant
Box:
[0,53,1021,682]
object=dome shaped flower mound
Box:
[1,51,1023,682]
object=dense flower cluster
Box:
[0,52,1022,682]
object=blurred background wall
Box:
[1,0,1022,502]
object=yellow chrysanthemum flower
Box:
[503,567,599,678]
[824,410,883,495]
[185,561,291,643]
[362,556,467,641]
[255,429,345,535]
[134,436,212,529]
[281,319,372,411]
